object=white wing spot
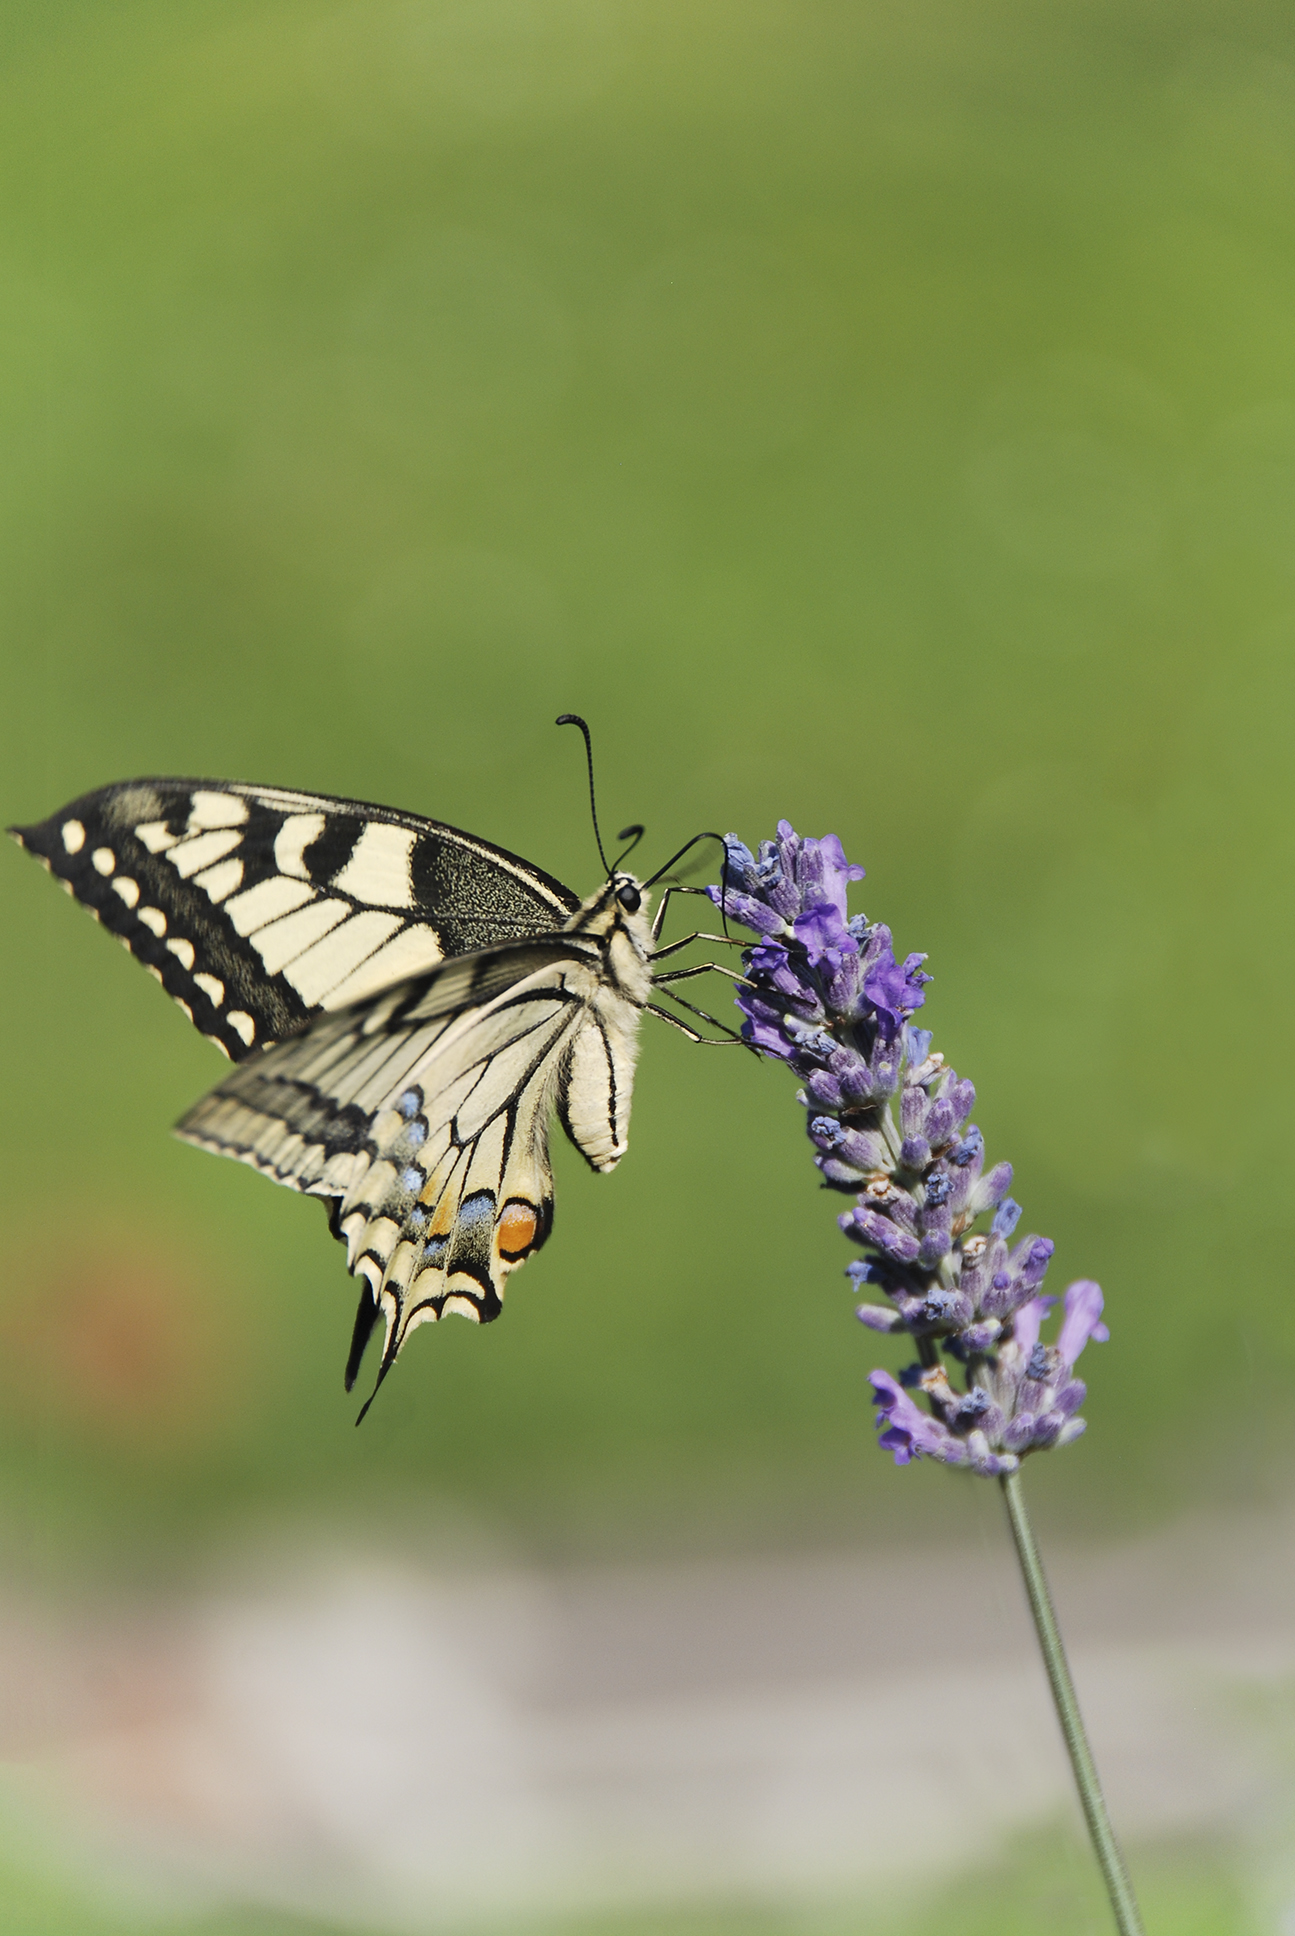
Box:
[189,791,249,830]
[274,813,326,880]
[61,819,85,854]
[92,847,115,875]
[135,821,179,853]
[177,1000,194,1023]
[112,876,141,908]
[138,906,167,937]
[331,822,418,908]
[146,964,164,983]
[224,875,314,935]
[193,972,224,1006]
[194,856,244,902]
[167,828,241,879]
[167,937,196,970]
[227,1010,256,1047]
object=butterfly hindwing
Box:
[173,923,644,1391]
[9,779,580,1061]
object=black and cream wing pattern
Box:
[10,779,656,1405]
[10,778,580,1059]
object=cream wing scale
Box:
[175,880,654,1408]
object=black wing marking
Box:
[9,779,580,1062]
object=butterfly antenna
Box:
[614,823,645,867]
[556,713,612,877]
[642,831,726,891]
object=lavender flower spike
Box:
[708,822,1110,1478]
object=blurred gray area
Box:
[1,1509,1290,1930]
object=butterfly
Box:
[9,724,739,1416]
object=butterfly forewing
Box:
[9,779,579,1060]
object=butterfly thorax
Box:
[561,872,654,1009]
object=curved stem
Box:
[999,1468,1144,1935]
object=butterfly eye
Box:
[616,882,642,913]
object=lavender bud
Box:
[991,1197,1023,1239]
[721,837,760,892]
[846,1128,890,1169]
[818,1155,867,1185]
[969,1160,1014,1217]
[842,1206,921,1264]
[942,1076,975,1129]
[754,840,782,889]
[1003,1415,1038,1452]
[904,1024,933,1065]
[918,1235,952,1273]
[856,1304,903,1332]
[1013,1236,1055,1295]
[806,1069,844,1108]
[957,1319,1002,1351]
[840,1061,877,1102]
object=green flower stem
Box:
[999,1468,1144,1936]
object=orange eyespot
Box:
[497,1202,539,1259]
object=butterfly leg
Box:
[645,1001,749,1046]
[652,962,750,987]
[650,883,715,945]
[650,930,745,963]
[651,960,760,1046]
[649,968,755,1045]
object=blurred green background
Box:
[1,0,1293,1929]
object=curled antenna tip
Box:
[556,713,611,875]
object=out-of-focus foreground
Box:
[1,1,1292,1928]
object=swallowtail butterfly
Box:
[9,756,735,1414]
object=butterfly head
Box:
[577,869,649,926]
[566,868,652,958]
